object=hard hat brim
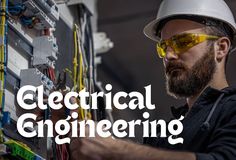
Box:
[143,19,161,42]
[143,16,236,48]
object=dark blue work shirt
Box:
[144,87,236,160]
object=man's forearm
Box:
[112,140,196,160]
[70,135,196,160]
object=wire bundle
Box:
[0,0,8,121]
[8,3,39,29]
[55,143,69,160]
[42,67,56,83]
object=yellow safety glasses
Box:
[156,33,219,58]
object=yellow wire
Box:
[76,26,89,119]
[78,53,86,119]
[79,53,83,91]
[0,0,6,110]
[0,129,3,143]
[73,24,93,120]
[73,26,78,88]
[64,68,73,81]
[73,24,85,119]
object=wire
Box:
[73,24,90,120]
[0,0,7,115]
[2,0,8,116]
[73,25,78,88]
[52,140,57,160]
[56,144,69,160]
[19,16,33,26]
[8,4,25,16]
[51,68,56,82]
[7,3,39,29]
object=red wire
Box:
[51,68,55,82]
[49,67,56,82]
[53,69,56,82]
[48,68,52,80]
[56,144,70,160]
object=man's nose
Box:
[164,46,179,61]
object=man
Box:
[70,0,236,159]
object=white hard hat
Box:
[143,0,236,45]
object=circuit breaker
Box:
[32,36,58,68]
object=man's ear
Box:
[215,37,231,62]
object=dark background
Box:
[96,0,236,142]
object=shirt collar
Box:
[170,86,225,118]
[193,86,224,107]
[171,104,189,119]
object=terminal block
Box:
[20,68,54,95]
[4,140,45,160]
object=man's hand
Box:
[69,124,196,160]
[69,125,128,160]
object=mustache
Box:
[165,61,187,75]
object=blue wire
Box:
[20,16,33,26]
[8,4,33,27]
[8,4,25,15]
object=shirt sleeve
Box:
[195,100,236,160]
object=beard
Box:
[165,46,216,98]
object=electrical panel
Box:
[9,0,59,30]
[23,0,56,29]
[34,0,59,21]
[0,0,107,159]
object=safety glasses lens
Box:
[173,34,196,49]
[156,45,166,58]
[156,34,218,58]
